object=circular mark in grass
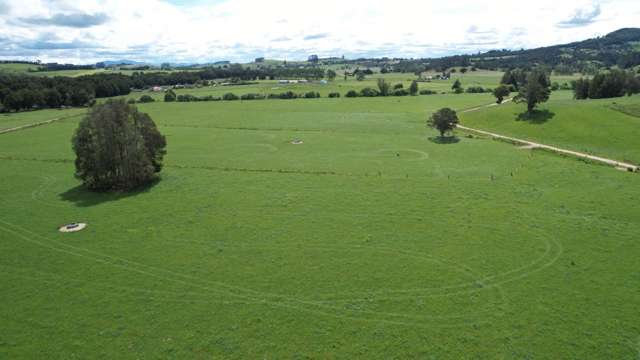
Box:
[202,244,481,300]
[375,149,429,161]
[5,213,561,328]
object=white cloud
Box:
[0,0,638,64]
[557,2,602,28]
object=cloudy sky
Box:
[0,0,638,64]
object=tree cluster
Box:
[513,69,551,113]
[72,100,166,191]
[0,64,331,112]
[452,79,463,94]
[465,86,491,94]
[178,94,223,102]
[31,63,94,72]
[492,85,511,104]
[573,70,640,99]
[368,79,418,97]
[0,73,132,111]
[428,108,459,137]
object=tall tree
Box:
[326,69,337,81]
[492,85,510,104]
[514,69,551,113]
[72,100,166,191]
[409,80,419,96]
[626,75,640,96]
[452,79,462,92]
[501,68,526,90]
[428,108,459,137]
[164,89,177,102]
[573,78,590,99]
[377,78,390,96]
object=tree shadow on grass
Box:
[428,136,461,144]
[59,179,159,207]
[516,109,555,124]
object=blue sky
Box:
[0,0,638,64]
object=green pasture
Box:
[461,94,640,164]
[0,63,181,77]
[1,94,639,358]
[127,71,581,102]
[0,63,40,73]
[0,108,84,132]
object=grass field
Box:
[0,63,182,77]
[127,71,579,103]
[1,94,639,358]
[0,63,40,73]
[0,108,85,132]
[611,102,640,118]
[461,94,640,164]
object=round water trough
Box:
[59,223,87,233]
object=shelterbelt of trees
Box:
[0,65,326,112]
[572,70,640,99]
[499,68,640,99]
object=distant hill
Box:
[470,28,640,70]
[391,28,640,74]
[2,28,639,76]
[97,60,147,67]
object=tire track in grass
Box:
[0,220,506,327]
[0,221,255,301]
[0,222,486,326]
[0,113,83,135]
[1,266,255,305]
[2,166,563,328]
[156,232,558,306]
[149,235,507,308]
[19,175,561,323]
[25,172,562,301]
[143,212,559,319]
[31,176,67,209]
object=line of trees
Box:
[573,70,640,99]
[0,73,132,112]
[30,63,95,72]
[0,65,329,112]
[155,86,448,103]
[158,90,325,103]
[126,65,326,88]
